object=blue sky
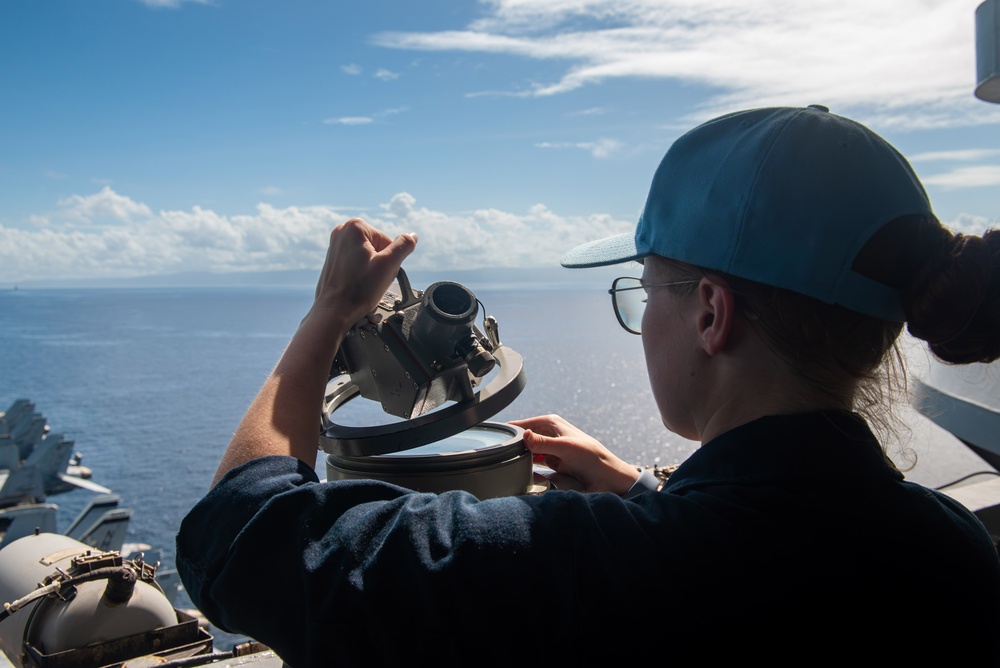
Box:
[1,0,998,283]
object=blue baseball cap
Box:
[560,105,934,322]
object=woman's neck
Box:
[692,331,855,445]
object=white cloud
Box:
[260,186,284,196]
[341,64,363,75]
[569,107,607,116]
[374,68,400,80]
[57,186,153,225]
[376,192,633,270]
[322,107,409,126]
[910,149,1000,162]
[0,189,633,282]
[137,0,211,8]
[323,116,374,125]
[536,138,622,158]
[372,0,991,130]
[943,213,998,236]
[922,165,1000,189]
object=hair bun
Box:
[906,230,999,364]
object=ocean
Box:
[0,279,989,647]
[0,279,697,637]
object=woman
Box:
[177,106,1000,666]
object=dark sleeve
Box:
[175,456,667,666]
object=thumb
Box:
[386,232,418,261]
[522,428,554,456]
[371,233,418,284]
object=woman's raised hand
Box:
[307,218,418,334]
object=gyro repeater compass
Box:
[320,268,530,498]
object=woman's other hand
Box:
[509,415,639,494]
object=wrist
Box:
[280,311,350,378]
[301,301,359,335]
[590,461,642,496]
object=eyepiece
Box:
[425,283,477,324]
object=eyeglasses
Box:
[608,277,700,335]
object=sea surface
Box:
[0,280,991,647]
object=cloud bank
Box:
[3,186,993,284]
[0,188,633,283]
[373,0,992,130]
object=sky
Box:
[1,0,998,284]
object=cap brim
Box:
[560,232,645,268]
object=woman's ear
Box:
[696,276,736,355]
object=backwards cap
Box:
[560,105,934,322]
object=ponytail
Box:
[855,217,999,365]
